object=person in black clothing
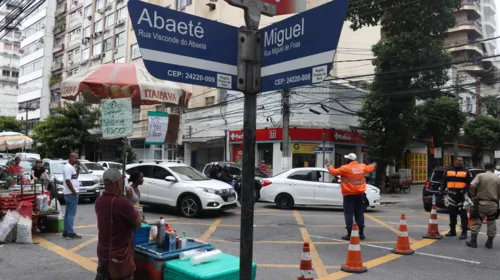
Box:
[31,160,46,180]
[440,157,472,240]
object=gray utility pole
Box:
[322,131,326,181]
[226,1,277,279]
[18,106,37,135]
[281,89,291,172]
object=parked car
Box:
[202,162,269,201]
[15,152,41,160]
[98,161,123,170]
[126,162,238,218]
[259,167,381,209]
[80,160,105,188]
[422,166,484,212]
[43,159,101,203]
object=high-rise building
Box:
[0,1,23,117]
[17,0,55,132]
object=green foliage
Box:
[480,95,500,119]
[416,97,466,147]
[0,116,24,133]
[115,143,138,165]
[32,102,101,158]
[463,115,500,151]
[49,75,62,86]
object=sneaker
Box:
[62,231,68,238]
[66,233,82,239]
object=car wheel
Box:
[179,195,201,218]
[364,198,369,212]
[89,197,96,203]
[275,193,294,209]
[37,216,49,233]
[424,203,432,212]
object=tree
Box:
[350,0,462,187]
[416,97,466,171]
[480,95,500,119]
[32,102,101,158]
[0,116,23,133]
[463,115,500,165]
[115,143,138,165]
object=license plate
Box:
[79,189,87,193]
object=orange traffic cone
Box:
[467,210,473,230]
[423,195,443,239]
[391,213,414,255]
[297,242,313,280]
[340,222,367,273]
[482,216,488,224]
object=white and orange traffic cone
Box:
[391,213,414,255]
[298,242,313,280]
[423,195,443,239]
[340,222,367,273]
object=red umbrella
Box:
[60,63,191,106]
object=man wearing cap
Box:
[326,153,376,240]
[95,168,141,280]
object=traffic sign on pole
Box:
[259,0,348,92]
[128,0,239,90]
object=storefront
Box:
[228,128,366,176]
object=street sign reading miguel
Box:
[259,0,348,92]
[128,0,239,90]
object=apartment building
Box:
[0,1,23,117]
[17,0,55,132]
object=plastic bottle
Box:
[176,237,181,249]
[156,217,167,248]
[169,231,176,251]
[191,249,222,265]
[181,232,187,249]
[180,249,207,260]
[150,225,158,241]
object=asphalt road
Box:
[1,195,500,280]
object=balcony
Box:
[53,25,66,34]
[56,5,67,16]
[445,40,484,55]
[49,102,60,109]
[483,0,496,11]
[484,17,497,31]
[50,82,61,91]
[51,62,63,71]
[448,20,482,37]
[461,0,481,20]
[53,43,65,53]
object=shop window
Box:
[288,170,313,181]
[292,154,316,168]
[257,143,273,175]
[409,153,427,182]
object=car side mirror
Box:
[165,176,176,182]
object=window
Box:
[96,0,104,9]
[19,78,42,93]
[93,42,102,55]
[105,13,115,28]
[2,56,19,67]
[2,70,9,77]
[205,96,215,106]
[130,43,141,59]
[127,165,152,178]
[164,144,177,162]
[4,43,12,51]
[11,72,18,78]
[69,9,82,22]
[71,68,79,75]
[23,19,45,37]
[13,45,19,52]
[117,7,128,20]
[94,20,103,33]
[176,0,192,10]
[68,28,81,41]
[18,98,41,112]
[20,58,43,75]
[54,36,64,46]
[21,41,42,56]
[54,55,63,63]
[466,97,472,112]
[288,170,314,181]
[84,5,92,17]
[114,57,125,63]
[83,26,90,38]
[103,38,113,52]
[68,48,80,62]
[151,166,172,180]
[82,48,89,60]
[115,32,125,47]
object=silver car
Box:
[43,160,100,203]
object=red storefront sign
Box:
[229,128,365,145]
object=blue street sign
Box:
[128,1,239,90]
[259,0,348,92]
[314,147,334,154]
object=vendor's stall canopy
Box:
[60,63,191,107]
[0,131,33,151]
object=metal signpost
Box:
[129,1,348,278]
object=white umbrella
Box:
[0,131,33,151]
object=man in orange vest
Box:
[326,153,376,240]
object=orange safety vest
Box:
[328,161,376,196]
[445,170,468,189]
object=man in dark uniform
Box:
[440,157,471,240]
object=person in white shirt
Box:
[63,152,82,239]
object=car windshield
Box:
[84,163,105,170]
[18,161,33,170]
[430,171,444,182]
[0,159,8,166]
[108,163,123,169]
[50,162,89,174]
[170,166,208,181]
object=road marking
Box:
[208,238,396,245]
[69,237,98,253]
[257,264,340,269]
[234,209,280,214]
[45,232,98,237]
[219,224,280,228]
[365,213,416,243]
[33,236,97,272]
[293,210,327,278]
[85,257,98,261]
[199,217,223,242]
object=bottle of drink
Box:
[156,217,167,249]
[169,232,176,251]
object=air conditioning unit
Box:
[98,8,105,14]
[101,53,106,58]
[81,38,85,44]
[87,15,92,20]
[115,19,124,26]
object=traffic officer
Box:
[466,162,500,249]
[440,157,471,240]
[325,153,376,240]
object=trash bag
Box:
[5,225,16,243]
[16,216,32,244]
[0,210,21,242]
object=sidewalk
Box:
[380,184,423,204]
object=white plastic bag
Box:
[16,216,32,244]
[0,210,21,242]
[5,225,16,243]
[50,198,61,213]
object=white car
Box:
[259,167,381,209]
[80,161,106,188]
[126,162,238,217]
[98,161,123,170]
